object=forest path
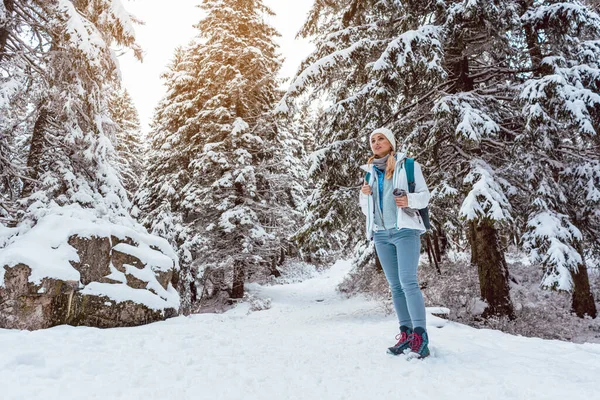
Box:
[0,260,598,400]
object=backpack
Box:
[404,158,432,231]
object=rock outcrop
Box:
[1,230,179,330]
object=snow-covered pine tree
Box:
[135,47,194,306]
[411,1,521,318]
[0,61,28,223]
[518,0,599,318]
[189,0,304,301]
[109,87,145,198]
[0,1,143,228]
[585,0,600,13]
[139,0,303,310]
[1,0,34,223]
[19,0,143,224]
[135,47,187,244]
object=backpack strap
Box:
[405,158,416,193]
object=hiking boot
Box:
[387,326,412,355]
[407,327,430,359]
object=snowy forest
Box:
[1,0,600,348]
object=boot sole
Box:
[386,347,409,356]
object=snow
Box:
[460,160,512,221]
[107,0,137,40]
[1,260,598,399]
[521,2,598,26]
[0,210,177,285]
[105,263,127,283]
[520,69,600,136]
[57,0,108,68]
[371,25,442,73]
[80,281,179,311]
[281,38,375,102]
[112,243,174,272]
[523,210,584,291]
[434,94,500,141]
[427,307,450,316]
[219,207,259,232]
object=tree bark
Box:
[453,56,474,92]
[469,219,515,319]
[21,107,49,198]
[231,261,245,299]
[426,234,441,275]
[342,0,365,27]
[0,0,14,64]
[521,2,550,78]
[425,234,435,268]
[445,49,513,318]
[571,244,597,318]
[432,229,443,265]
[269,249,282,278]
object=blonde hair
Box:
[367,150,395,180]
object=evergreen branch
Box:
[382,79,458,126]
[13,1,50,24]
[470,66,538,80]
[5,36,48,78]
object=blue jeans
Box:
[374,228,426,330]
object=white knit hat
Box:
[370,127,396,151]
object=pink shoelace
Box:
[408,332,423,352]
[394,332,408,346]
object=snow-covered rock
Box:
[0,214,179,330]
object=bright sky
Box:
[118,0,315,132]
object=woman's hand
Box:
[395,195,408,208]
[361,183,372,195]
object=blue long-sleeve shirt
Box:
[372,166,397,230]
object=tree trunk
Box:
[571,244,597,318]
[270,250,282,278]
[521,1,553,78]
[426,234,441,275]
[425,234,435,268]
[469,219,515,319]
[21,107,49,198]
[0,0,13,64]
[453,56,474,92]
[432,229,443,265]
[231,261,245,299]
[342,0,365,27]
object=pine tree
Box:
[0,1,143,227]
[518,0,599,318]
[0,64,28,223]
[21,1,143,222]
[109,87,145,198]
[139,0,304,310]
[1,0,33,222]
[135,47,193,306]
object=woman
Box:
[359,127,431,359]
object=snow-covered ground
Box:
[1,260,598,400]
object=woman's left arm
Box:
[407,162,431,209]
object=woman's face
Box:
[370,134,393,158]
